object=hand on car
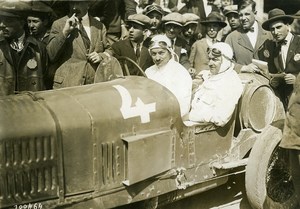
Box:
[241,63,260,73]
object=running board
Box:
[212,158,248,170]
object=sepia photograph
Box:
[0,0,300,208]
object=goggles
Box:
[207,47,232,61]
[149,40,169,50]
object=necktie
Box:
[276,43,285,70]
[171,39,175,49]
[136,43,141,60]
[78,19,90,52]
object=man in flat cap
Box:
[258,8,300,109]
[225,0,272,73]
[221,5,240,41]
[110,14,153,75]
[143,4,165,35]
[189,11,227,75]
[0,1,48,95]
[47,1,110,89]
[162,12,190,69]
[182,13,200,51]
[26,1,53,45]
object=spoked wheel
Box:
[118,56,147,77]
[245,125,298,209]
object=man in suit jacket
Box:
[47,1,110,89]
[225,0,272,73]
[189,11,227,75]
[258,8,300,109]
[110,14,153,75]
[162,12,191,70]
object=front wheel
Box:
[245,125,298,209]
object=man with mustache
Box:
[225,0,272,73]
[258,8,300,110]
[110,14,153,75]
[47,1,110,89]
[0,1,48,95]
[145,34,192,116]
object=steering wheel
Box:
[118,56,147,77]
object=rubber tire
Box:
[245,125,299,209]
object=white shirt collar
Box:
[284,32,293,45]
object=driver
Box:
[145,34,192,117]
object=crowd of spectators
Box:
[1,0,300,203]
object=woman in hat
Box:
[189,11,227,75]
[145,34,192,116]
[186,42,243,127]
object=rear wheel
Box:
[245,125,298,209]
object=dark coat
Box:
[173,36,191,70]
[47,15,109,89]
[0,36,48,96]
[258,34,300,108]
[111,38,153,75]
[280,74,300,150]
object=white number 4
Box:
[113,85,156,123]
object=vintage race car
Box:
[0,69,298,209]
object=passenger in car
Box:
[145,34,192,117]
[186,42,243,126]
[189,11,227,76]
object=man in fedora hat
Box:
[258,8,300,109]
[110,14,154,75]
[47,1,110,89]
[189,11,227,75]
[162,12,191,69]
[225,0,272,73]
[0,1,48,95]
[26,1,53,44]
